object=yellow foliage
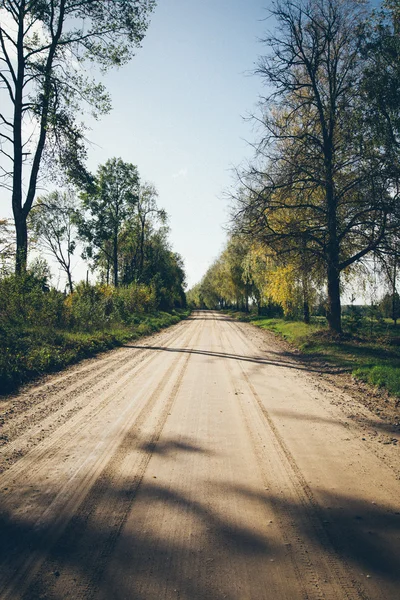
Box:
[266,264,299,316]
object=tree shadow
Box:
[226,482,400,584]
[125,344,343,374]
[0,438,399,599]
[138,438,214,457]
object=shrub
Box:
[0,273,66,328]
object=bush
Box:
[0,271,190,393]
[0,273,66,328]
[65,282,157,330]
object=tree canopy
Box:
[231,0,400,333]
[0,0,155,272]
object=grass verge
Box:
[227,311,400,399]
[0,309,191,395]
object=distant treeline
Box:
[188,236,400,326]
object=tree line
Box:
[188,232,400,326]
[187,235,321,320]
[1,156,186,310]
[197,0,400,333]
[0,0,186,310]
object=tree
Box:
[0,0,155,273]
[362,0,400,156]
[133,225,186,309]
[233,0,400,333]
[29,190,77,292]
[78,158,140,287]
[0,217,15,274]
[119,183,167,285]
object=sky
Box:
[74,0,270,288]
[0,0,271,289]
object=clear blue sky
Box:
[85,0,270,288]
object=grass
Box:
[227,311,400,398]
[0,309,191,395]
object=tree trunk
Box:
[14,212,28,275]
[12,1,65,274]
[113,231,118,287]
[303,300,310,324]
[13,7,25,275]
[139,219,145,282]
[325,153,341,334]
[326,264,342,333]
[67,269,73,293]
[301,266,310,324]
[392,259,397,325]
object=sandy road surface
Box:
[0,311,399,600]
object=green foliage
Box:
[243,317,324,346]
[238,313,400,398]
[346,305,365,334]
[354,365,400,395]
[78,158,140,286]
[189,235,320,320]
[0,271,65,329]
[0,269,189,393]
[0,219,15,275]
[0,310,189,395]
[65,282,157,329]
[76,163,186,308]
[380,292,400,322]
[1,0,155,271]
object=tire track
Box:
[227,318,400,491]
[217,319,369,600]
[0,322,191,483]
[0,322,186,470]
[0,319,202,600]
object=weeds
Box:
[228,311,400,398]
[0,273,189,395]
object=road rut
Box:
[0,311,399,599]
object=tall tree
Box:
[119,183,167,284]
[362,0,400,155]
[233,0,400,333]
[78,158,140,287]
[0,0,155,273]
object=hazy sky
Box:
[0,0,270,288]
[84,0,269,288]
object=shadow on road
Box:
[125,344,346,375]
[1,434,399,599]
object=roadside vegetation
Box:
[0,271,189,394]
[225,311,400,399]
[0,2,190,395]
[0,158,188,395]
[188,239,400,398]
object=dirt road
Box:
[0,311,399,600]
